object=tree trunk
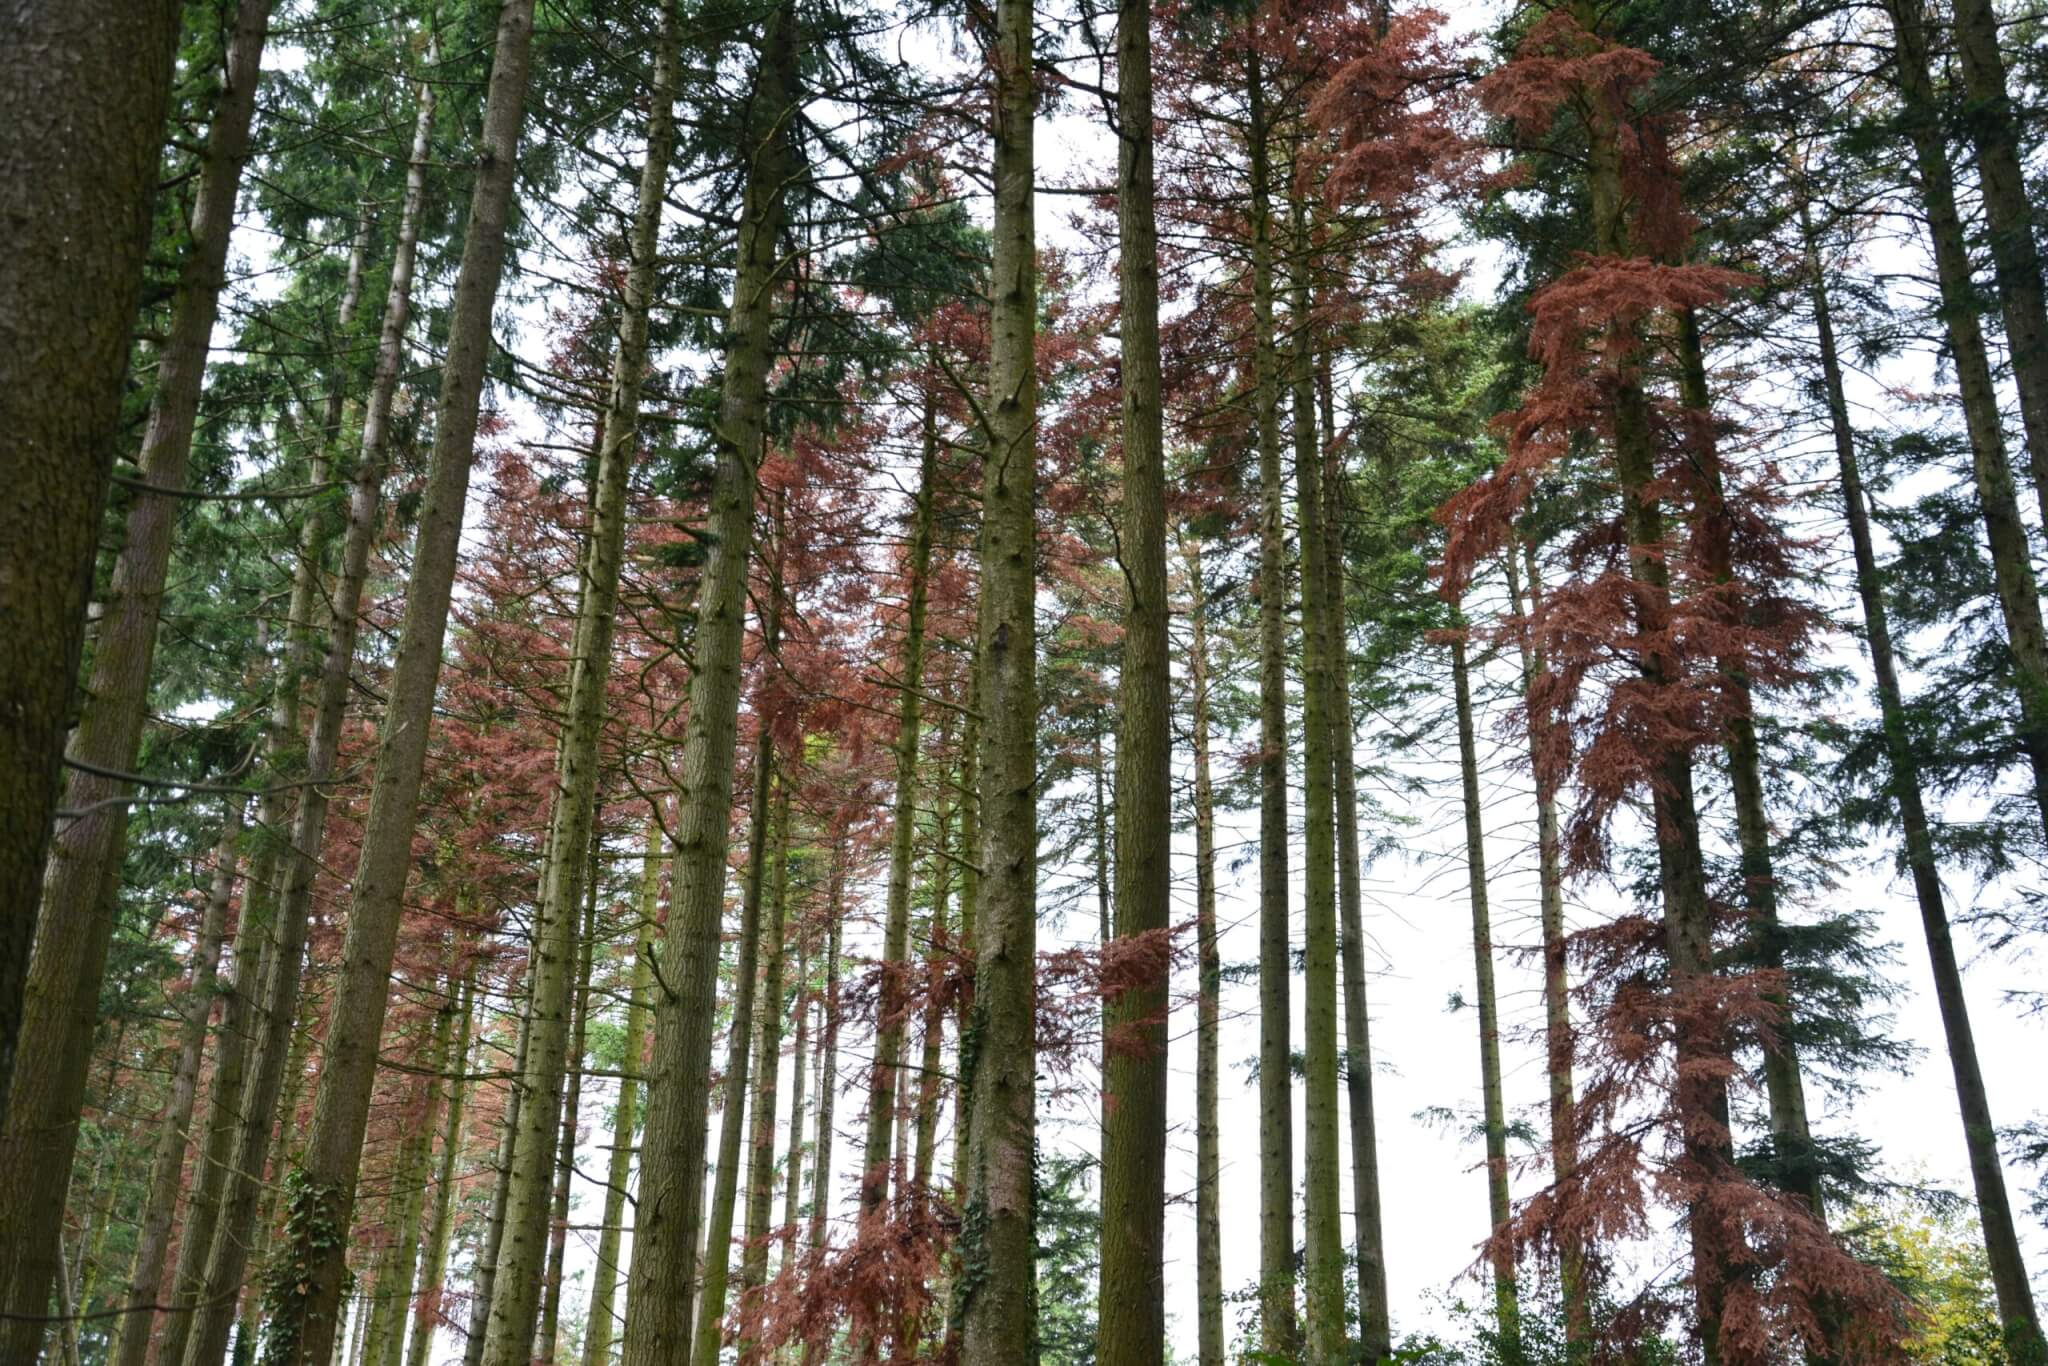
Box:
[0,5,273,1348]
[108,804,242,1366]
[1323,416,1392,1360]
[951,662,981,1192]
[1882,0,2048,840]
[738,784,793,1366]
[1804,200,2047,1363]
[466,982,534,1366]
[809,862,844,1256]
[1505,542,1585,1355]
[405,972,475,1366]
[365,1002,456,1366]
[1451,627,1521,1352]
[912,775,956,1200]
[1244,46,1298,1362]
[584,825,664,1366]
[1182,540,1226,1366]
[783,932,811,1259]
[0,0,181,1120]
[538,882,600,1365]
[864,403,939,1214]
[260,5,536,1359]
[619,6,799,1356]
[1946,0,2048,529]
[955,0,1040,1349]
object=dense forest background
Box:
[2,0,2047,1362]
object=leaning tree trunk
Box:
[1803,200,2046,1363]
[0,0,181,1120]
[1097,0,1171,1349]
[405,972,475,1366]
[955,0,1040,1349]
[583,824,664,1366]
[1183,539,1226,1366]
[1882,0,2048,842]
[1244,45,1299,1363]
[0,6,274,1350]
[737,785,794,1366]
[1322,416,1392,1359]
[1450,626,1521,1354]
[262,7,537,1360]
[619,7,798,1358]
[863,406,938,1214]
[181,52,443,1366]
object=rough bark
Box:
[955,0,1041,1348]
[619,6,798,1356]
[261,6,537,1359]
[584,825,664,1366]
[1451,628,1521,1351]
[1804,201,2046,1363]
[1245,46,1299,1361]
[0,6,275,1349]
[1183,540,1226,1366]
[1096,0,1171,1348]
[0,0,181,1119]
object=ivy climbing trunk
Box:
[0,6,275,1350]
[261,5,537,1359]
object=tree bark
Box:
[1244,45,1299,1362]
[809,860,845,1256]
[783,930,811,1258]
[405,972,475,1366]
[584,824,664,1366]
[619,6,798,1357]
[1803,199,2046,1364]
[0,6,274,1349]
[465,980,534,1366]
[1182,539,1226,1366]
[1096,0,1170,1346]
[737,782,793,1366]
[262,6,537,1358]
[955,0,1040,1349]
[0,0,182,1121]
[364,1001,456,1366]
[538,882,600,1365]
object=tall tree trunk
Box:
[365,1002,457,1366]
[466,983,534,1366]
[1505,543,1586,1357]
[1882,0,2048,840]
[738,785,793,1366]
[620,7,798,1357]
[1946,0,2048,528]
[1182,540,1226,1366]
[109,803,242,1366]
[406,972,475,1366]
[538,884,601,1365]
[1450,627,1521,1353]
[1244,46,1298,1362]
[691,601,784,1366]
[1323,415,1392,1360]
[584,825,664,1366]
[810,859,845,1255]
[784,933,811,1257]
[0,0,181,1118]
[951,662,981,1192]
[262,11,537,1359]
[1803,200,2046,1363]
[0,6,274,1348]
[912,777,956,1199]
[864,405,939,1214]
[1675,307,1827,1222]
[955,0,1040,1348]
[1289,184,1346,1365]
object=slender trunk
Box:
[738,785,794,1366]
[1883,0,2048,840]
[365,1003,456,1366]
[1451,627,1521,1352]
[1245,46,1298,1361]
[1324,414,1391,1360]
[1183,540,1226,1366]
[0,0,181,1118]
[1946,0,2048,527]
[951,661,981,1192]
[538,883,601,1365]
[691,734,782,1366]
[865,406,938,1213]
[584,826,664,1366]
[405,973,475,1366]
[955,0,1040,1347]
[912,778,957,1198]
[1804,202,2046,1363]
[110,804,242,1366]
[784,932,811,1258]
[620,7,798,1356]
[466,985,534,1366]
[1505,543,1586,1357]
[1092,732,1111,1162]
[809,861,845,1255]
[0,6,274,1347]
